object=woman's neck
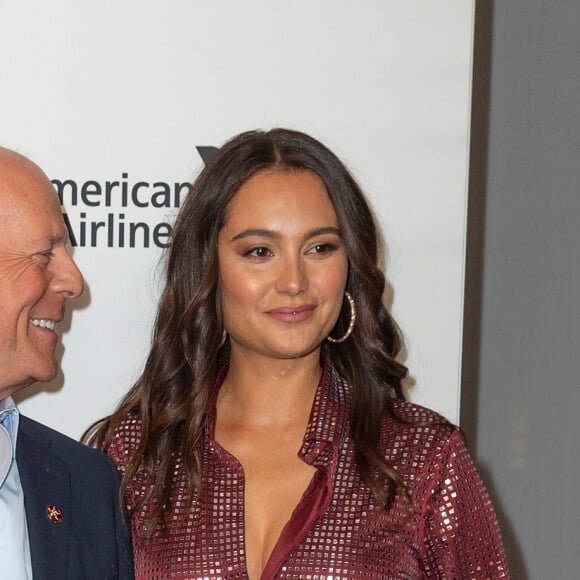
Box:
[217,348,322,428]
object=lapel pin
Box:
[46,505,63,523]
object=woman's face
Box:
[217,169,348,362]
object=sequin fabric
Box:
[108,362,509,579]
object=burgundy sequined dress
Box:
[108,362,509,579]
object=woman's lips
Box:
[266,305,316,323]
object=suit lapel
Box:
[17,418,71,580]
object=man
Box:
[0,147,133,579]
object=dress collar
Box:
[208,356,352,457]
[298,358,351,468]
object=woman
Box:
[87,129,509,578]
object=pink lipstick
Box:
[266,305,315,323]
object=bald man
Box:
[0,148,133,579]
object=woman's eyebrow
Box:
[303,226,341,239]
[231,226,341,243]
[230,228,281,242]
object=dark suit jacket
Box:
[16,415,134,579]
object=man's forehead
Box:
[0,188,61,220]
[0,147,39,179]
[0,149,65,234]
[0,194,65,250]
[0,145,43,163]
[0,164,58,210]
[0,206,68,254]
[0,146,53,187]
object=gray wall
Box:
[461,1,580,578]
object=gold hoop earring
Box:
[327,292,356,343]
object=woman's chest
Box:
[130,444,425,579]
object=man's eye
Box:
[34,251,53,269]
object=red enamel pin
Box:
[46,505,63,523]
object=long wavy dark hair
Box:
[85,128,409,539]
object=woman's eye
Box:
[244,246,272,259]
[309,243,338,255]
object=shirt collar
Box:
[0,396,20,454]
[207,357,352,467]
[303,358,351,444]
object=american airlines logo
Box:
[53,146,217,249]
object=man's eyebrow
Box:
[29,234,66,247]
[230,226,341,243]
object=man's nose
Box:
[53,250,84,299]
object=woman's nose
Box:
[275,255,308,296]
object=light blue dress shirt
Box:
[0,397,33,579]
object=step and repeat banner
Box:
[1,1,475,439]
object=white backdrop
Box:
[1,1,475,439]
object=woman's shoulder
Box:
[379,400,471,495]
[391,399,455,429]
[383,399,462,456]
[106,412,143,473]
